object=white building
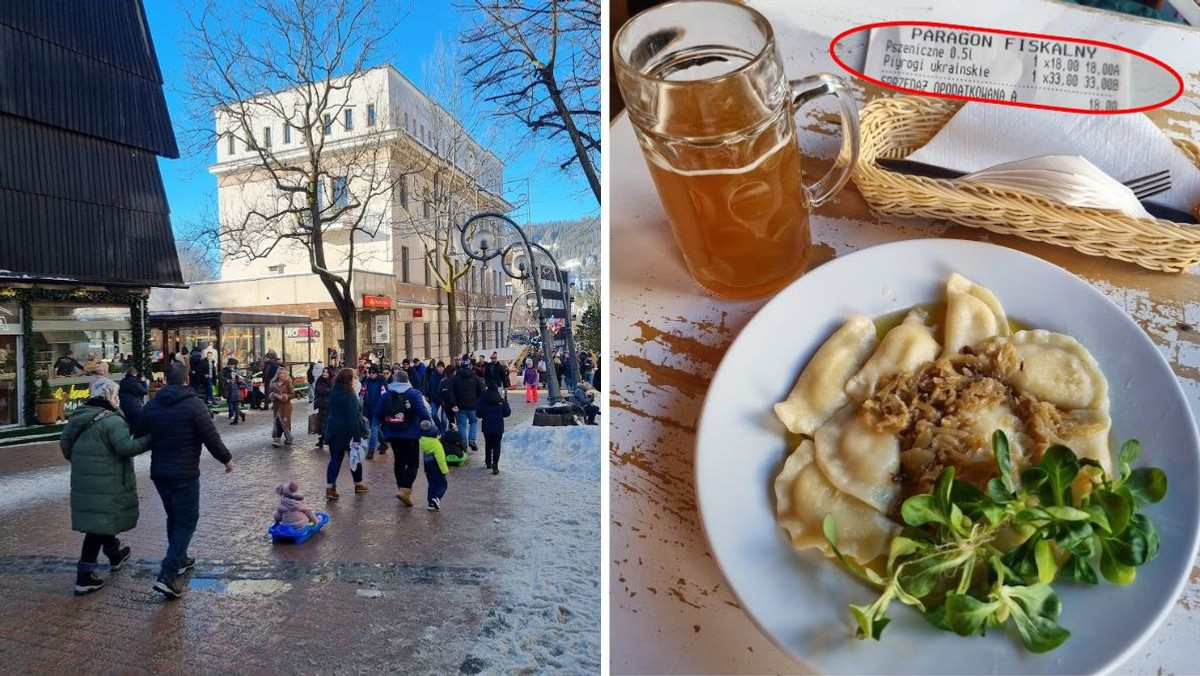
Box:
[152,65,513,367]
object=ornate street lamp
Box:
[459,212,575,404]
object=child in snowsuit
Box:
[273,481,318,527]
[523,358,539,403]
[420,421,449,511]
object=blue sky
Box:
[143,2,598,233]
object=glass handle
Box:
[789,74,861,208]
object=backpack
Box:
[383,389,416,428]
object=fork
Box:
[876,158,1172,198]
[1123,169,1171,199]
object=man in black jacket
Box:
[484,352,506,391]
[446,357,485,451]
[132,363,235,600]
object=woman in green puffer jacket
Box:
[60,378,150,595]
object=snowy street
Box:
[0,397,600,673]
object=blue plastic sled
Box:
[269,512,329,544]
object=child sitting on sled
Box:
[274,480,318,527]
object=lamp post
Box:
[459,212,564,404]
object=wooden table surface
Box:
[609,1,1200,673]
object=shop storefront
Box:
[149,310,316,379]
[0,288,153,427]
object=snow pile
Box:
[502,423,600,482]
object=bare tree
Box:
[458,0,600,203]
[403,38,514,358]
[181,0,415,358]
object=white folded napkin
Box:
[959,155,1151,219]
[905,103,1200,213]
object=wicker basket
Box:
[853,96,1200,272]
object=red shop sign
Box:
[412,308,424,318]
[362,295,392,309]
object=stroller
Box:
[442,424,470,466]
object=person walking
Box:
[360,365,389,459]
[523,359,540,403]
[420,422,449,510]
[580,350,596,386]
[188,344,208,403]
[437,364,456,433]
[313,367,333,450]
[484,352,506,390]
[269,369,295,446]
[220,358,246,425]
[306,361,321,404]
[61,379,149,594]
[133,363,234,600]
[374,371,432,506]
[476,383,512,474]
[427,361,447,433]
[117,366,148,429]
[323,368,369,500]
[553,351,564,389]
[447,357,485,451]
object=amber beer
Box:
[614,0,860,300]
[645,134,810,299]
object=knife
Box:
[875,157,1198,225]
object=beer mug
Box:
[614,0,860,300]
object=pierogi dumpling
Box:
[1004,330,1108,410]
[774,440,899,563]
[1002,330,1112,473]
[813,404,901,513]
[942,273,1010,356]
[775,315,876,436]
[845,309,940,402]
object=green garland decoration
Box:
[1,286,149,426]
[20,297,35,426]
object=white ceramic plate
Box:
[695,240,1200,675]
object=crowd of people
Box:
[60,343,600,600]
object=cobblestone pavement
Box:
[0,391,600,674]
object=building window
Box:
[344,109,354,131]
[268,264,285,274]
[423,323,431,356]
[324,113,333,135]
[226,135,235,155]
[367,104,376,126]
[422,200,431,219]
[399,176,408,208]
[404,322,413,356]
[420,125,426,143]
[424,257,431,286]
[401,245,410,283]
[283,124,291,144]
[332,177,348,209]
[403,112,409,130]
[264,126,272,147]
[316,179,325,211]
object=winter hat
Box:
[461,356,472,367]
[420,419,437,436]
[166,362,187,385]
[525,358,533,367]
[89,378,119,406]
[275,481,300,496]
